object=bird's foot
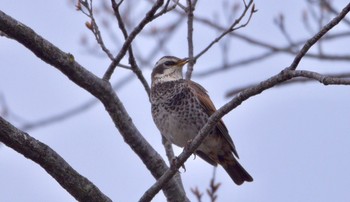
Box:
[184,139,193,151]
[171,157,186,172]
[183,139,197,160]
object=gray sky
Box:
[1,0,350,202]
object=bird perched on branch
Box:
[150,56,253,185]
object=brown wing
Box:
[187,80,239,158]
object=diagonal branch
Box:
[194,30,350,77]
[103,0,164,81]
[0,116,112,202]
[111,0,151,96]
[79,0,115,60]
[288,2,350,70]
[226,71,350,97]
[20,74,134,131]
[194,0,256,60]
[321,0,350,26]
[139,3,350,200]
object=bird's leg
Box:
[183,138,196,159]
[170,157,186,172]
[184,138,193,151]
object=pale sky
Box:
[1,1,350,202]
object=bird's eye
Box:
[164,61,176,66]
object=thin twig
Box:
[172,0,187,11]
[188,10,350,75]
[78,0,132,70]
[79,0,115,60]
[291,69,350,85]
[194,0,256,60]
[274,13,295,46]
[19,74,134,131]
[225,71,350,97]
[152,0,178,19]
[321,0,350,26]
[195,51,275,77]
[206,167,220,202]
[137,16,186,67]
[103,0,164,81]
[185,0,196,79]
[111,0,151,96]
[288,2,350,70]
[195,30,350,77]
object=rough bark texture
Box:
[0,116,112,202]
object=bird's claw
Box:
[171,157,186,172]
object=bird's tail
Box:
[220,157,253,185]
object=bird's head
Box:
[151,56,188,86]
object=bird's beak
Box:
[177,58,189,67]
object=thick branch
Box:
[0,10,188,202]
[0,116,112,202]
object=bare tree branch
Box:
[185,0,196,80]
[136,15,186,67]
[111,0,151,96]
[274,13,295,46]
[226,71,350,97]
[194,0,256,60]
[195,50,275,77]
[79,0,115,60]
[291,69,350,85]
[0,116,112,202]
[152,0,179,19]
[103,0,164,81]
[19,74,134,131]
[288,2,350,70]
[194,31,350,77]
[321,0,350,26]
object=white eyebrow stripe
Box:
[155,57,178,66]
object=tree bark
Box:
[0,116,112,202]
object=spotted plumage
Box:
[150,56,253,185]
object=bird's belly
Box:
[155,111,204,148]
[166,119,198,147]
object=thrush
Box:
[150,56,253,185]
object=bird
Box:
[150,56,253,185]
